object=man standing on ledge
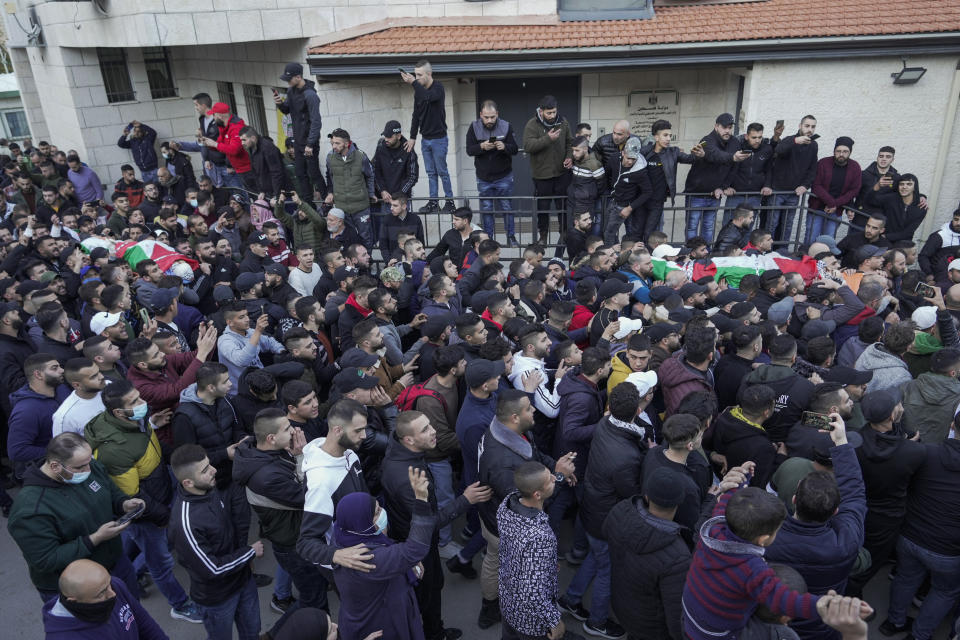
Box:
[401,60,455,215]
[523,95,573,246]
[275,62,327,204]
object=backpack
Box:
[395,375,448,413]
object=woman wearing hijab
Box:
[334,467,436,640]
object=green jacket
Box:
[901,372,960,444]
[7,459,129,590]
[522,115,573,180]
[326,145,374,215]
[273,201,327,256]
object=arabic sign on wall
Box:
[628,90,680,138]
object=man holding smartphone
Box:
[275,62,327,205]
[768,115,819,243]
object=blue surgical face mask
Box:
[189,198,198,208]
[374,507,388,535]
[129,402,148,421]
[61,469,90,485]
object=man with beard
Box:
[565,210,595,262]
[523,95,573,245]
[200,102,253,192]
[7,353,71,477]
[645,322,682,374]
[784,382,860,459]
[567,136,605,236]
[275,63,327,203]
[126,325,218,443]
[156,167,188,208]
[239,126,291,200]
[769,115,819,242]
[237,232,273,275]
[138,182,162,220]
[838,214,891,268]
[112,164,144,208]
[467,101,519,246]
[714,205,755,255]
[373,119,419,246]
[721,122,773,227]
[684,113,751,241]
[807,136,862,243]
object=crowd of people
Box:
[1,57,959,640]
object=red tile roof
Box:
[309,0,960,55]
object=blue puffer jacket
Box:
[763,444,867,640]
[553,368,606,476]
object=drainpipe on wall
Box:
[920,59,960,240]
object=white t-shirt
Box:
[288,264,323,297]
[51,391,106,437]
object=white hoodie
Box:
[508,353,561,418]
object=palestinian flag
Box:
[115,239,198,272]
[651,254,822,288]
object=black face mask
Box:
[60,594,117,624]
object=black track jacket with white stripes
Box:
[168,484,255,606]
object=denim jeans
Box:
[428,459,456,546]
[200,574,261,640]
[769,193,800,242]
[685,195,720,241]
[123,521,189,608]
[722,194,762,228]
[603,200,627,245]
[888,536,960,640]
[348,207,375,249]
[564,532,611,626]
[272,543,328,611]
[273,562,292,600]
[546,482,588,556]
[804,210,840,244]
[478,173,515,237]
[421,136,453,200]
[141,168,158,185]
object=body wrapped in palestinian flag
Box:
[651,254,822,288]
[115,239,198,272]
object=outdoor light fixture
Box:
[891,60,927,85]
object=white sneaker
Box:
[437,541,463,560]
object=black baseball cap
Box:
[822,366,873,386]
[332,367,379,393]
[644,322,681,343]
[280,62,303,81]
[381,120,402,137]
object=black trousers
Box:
[293,146,327,202]
[845,511,901,597]
[534,174,571,236]
[416,544,446,640]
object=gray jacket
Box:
[854,343,912,394]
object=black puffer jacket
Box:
[247,135,292,198]
[604,496,689,640]
[592,132,640,193]
[705,407,782,490]
[580,416,647,539]
[277,79,323,150]
[172,384,244,488]
[740,364,815,443]
[231,441,305,548]
[713,221,750,254]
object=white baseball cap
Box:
[651,244,678,260]
[90,311,122,336]
[625,370,658,396]
[911,305,937,331]
[949,259,960,272]
[613,317,644,339]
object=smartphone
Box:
[698,140,708,148]
[741,149,754,155]
[810,134,821,141]
[915,281,937,298]
[801,411,834,431]
[398,67,408,74]
[115,503,146,526]
[139,308,150,327]
[775,119,784,128]
[488,136,497,143]
[272,88,279,96]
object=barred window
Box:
[217,81,237,114]
[242,84,268,137]
[143,47,177,99]
[97,48,135,103]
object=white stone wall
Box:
[746,55,960,235]
[10,47,47,141]
[6,0,556,49]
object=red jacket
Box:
[810,157,862,212]
[127,350,204,443]
[570,304,594,349]
[658,352,714,417]
[215,115,251,174]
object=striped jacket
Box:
[567,152,605,212]
[681,482,821,640]
[168,484,254,606]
